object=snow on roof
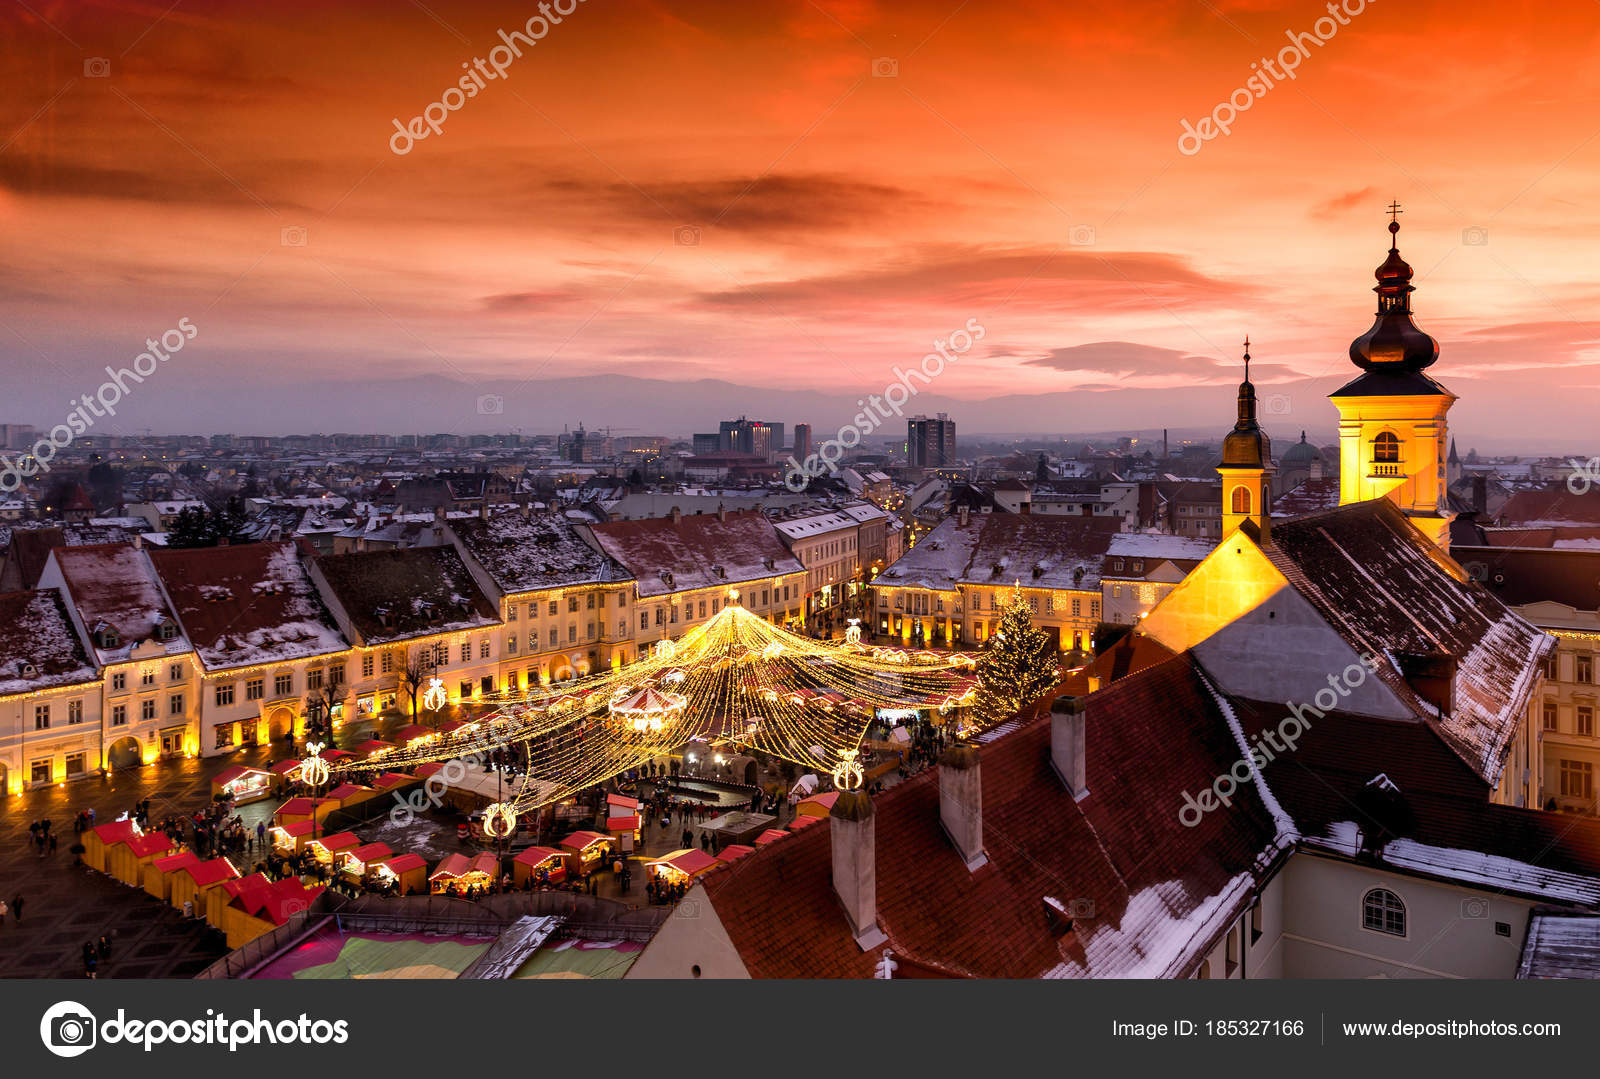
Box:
[772,510,857,540]
[1265,500,1552,786]
[1105,532,1216,563]
[877,514,1120,593]
[1518,912,1600,978]
[1381,838,1600,906]
[150,542,347,670]
[586,511,803,598]
[0,589,97,696]
[452,510,626,595]
[50,543,191,663]
[312,546,498,644]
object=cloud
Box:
[1310,186,1382,220]
[1019,340,1298,389]
[693,245,1246,314]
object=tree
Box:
[164,499,248,548]
[402,649,432,722]
[972,586,1060,728]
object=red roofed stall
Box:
[512,846,567,887]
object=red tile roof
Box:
[585,510,803,598]
[699,654,1282,978]
[0,588,97,696]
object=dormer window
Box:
[157,621,179,642]
[97,626,120,649]
[18,661,38,679]
[1373,432,1400,463]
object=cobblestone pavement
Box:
[0,746,279,979]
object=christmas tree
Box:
[972,586,1060,728]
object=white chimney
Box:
[938,745,986,870]
[829,791,886,949]
[1051,695,1088,799]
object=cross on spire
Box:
[1243,335,1251,382]
[1386,200,1403,223]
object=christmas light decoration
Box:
[972,586,1060,729]
[482,802,517,839]
[338,595,978,815]
[301,741,330,788]
[422,677,448,711]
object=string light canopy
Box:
[338,591,978,815]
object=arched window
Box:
[1373,432,1400,463]
[1362,888,1406,936]
[1231,485,1251,515]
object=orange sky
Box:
[2,0,1599,442]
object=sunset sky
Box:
[2,0,1599,444]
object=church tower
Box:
[1329,208,1456,550]
[1217,338,1275,543]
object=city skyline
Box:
[3,1,1599,444]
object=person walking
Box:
[12,894,23,922]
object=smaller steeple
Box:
[1218,337,1275,542]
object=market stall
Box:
[559,830,615,877]
[83,818,140,873]
[144,849,200,900]
[324,782,378,812]
[369,771,416,797]
[336,841,393,883]
[787,812,823,832]
[754,829,788,847]
[211,764,274,805]
[429,853,471,894]
[221,874,325,949]
[512,845,569,888]
[368,852,427,895]
[107,830,174,887]
[168,857,240,919]
[304,831,360,868]
[393,724,431,746]
[606,814,641,849]
[795,791,840,819]
[646,848,718,886]
[268,759,303,783]
[715,843,755,865]
[350,739,395,760]
[273,795,338,828]
[429,851,500,894]
[269,820,315,856]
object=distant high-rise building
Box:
[792,423,812,463]
[0,424,35,450]
[906,413,955,468]
[692,432,722,455]
[568,423,593,463]
[718,417,782,461]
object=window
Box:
[216,683,235,706]
[246,678,263,701]
[1361,888,1406,936]
[141,668,155,686]
[480,639,490,659]
[275,672,293,696]
[1544,702,1559,731]
[655,609,663,626]
[1225,924,1240,976]
[1580,706,1595,738]
[640,613,649,630]
[1091,600,1100,618]
[459,680,472,699]
[215,724,234,749]
[699,601,707,618]
[1373,432,1400,463]
[169,662,183,681]
[157,621,178,641]
[586,594,595,610]
[1579,654,1594,684]
[568,625,577,643]
[170,693,184,715]
[1560,760,1594,800]
[568,597,579,614]
[549,601,558,616]
[362,654,375,678]
[34,704,49,730]
[31,759,50,784]
[481,675,494,695]
[329,664,344,688]
[68,699,83,725]
[141,699,156,721]
[112,672,126,691]
[507,634,518,654]
[65,752,86,776]
[381,652,393,674]
[112,704,127,726]
[508,604,518,621]
[529,628,539,649]
[308,667,324,689]
[1071,598,1082,617]
[460,643,471,663]
[1231,485,1251,515]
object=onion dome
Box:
[1280,431,1322,467]
[1221,339,1272,469]
[1349,217,1440,372]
